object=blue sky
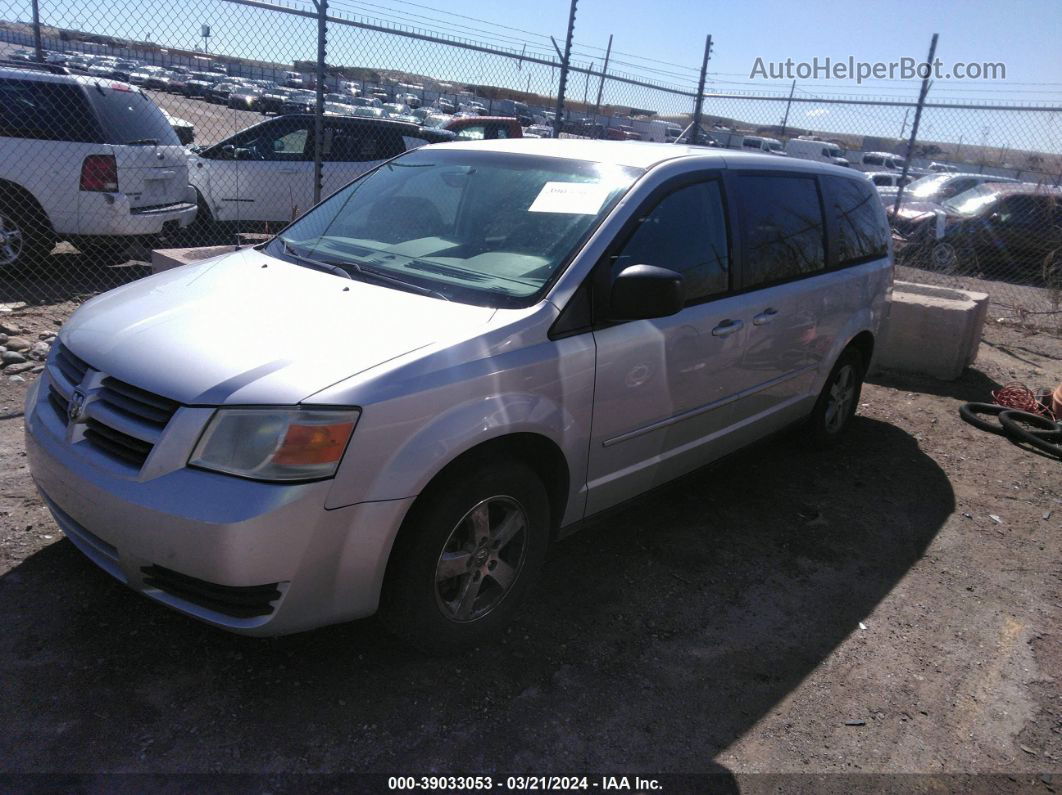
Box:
[10,0,1062,153]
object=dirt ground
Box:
[0,299,1059,788]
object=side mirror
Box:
[607,264,685,321]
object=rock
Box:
[29,341,50,360]
[1,351,27,365]
[31,365,44,373]
[0,333,7,345]
[4,362,35,375]
[7,375,24,383]
[0,323,22,336]
[5,337,30,351]
[38,331,56,340]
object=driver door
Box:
[207,118,315,223]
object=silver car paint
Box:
[24,143,890,635]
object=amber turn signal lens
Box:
[273,421,356,467]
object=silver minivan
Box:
[25,140,892,652]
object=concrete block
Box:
[151,245,246,274]
[876,281,989,381]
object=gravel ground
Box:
[0,297,1059,786]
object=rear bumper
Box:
[77,190,197,236]
[23,378,414,636]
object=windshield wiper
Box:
[280,240,448,300]
[281,241,353,280]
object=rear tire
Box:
[0,195,54,271]
[806,347,865,448]
[380,459,551,654]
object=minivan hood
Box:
[61,248,496,405]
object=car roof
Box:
[977,182,1062,197]
[426,137,856,173]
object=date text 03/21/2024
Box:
[387,776,663,791]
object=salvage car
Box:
[26,140,890,651]
[892,182,1062,275]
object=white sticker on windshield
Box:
[528,181,611,214]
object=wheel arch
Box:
[0,179,54,231]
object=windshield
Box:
[906,173,953,198]
[268,148,640,307]
[942,184,999,216]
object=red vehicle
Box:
[442,116,523,140]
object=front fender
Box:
[323,331,596,528]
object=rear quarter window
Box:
[88,85,180,146]
[0,79,102,142]
[823,175,889,265]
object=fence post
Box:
[30,0,44,62]
[593,34,612,120]
[689,34,712,146]
[312,0,328,206]
[780,79,795,138]
[892,33,938,216]
[552,0,577,139]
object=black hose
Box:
[999,410,1062,460]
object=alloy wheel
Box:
[0,212,24,267]
[434,496,528,623]
[824,364,857,435]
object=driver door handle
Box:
[753,308,779,326]
[711,318,744,337]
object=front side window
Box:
[223,119,310,160]
[270,148,639,307]
[321,122,405,162]
[824,175,889,265]
[734,174,826,287]
[610,180,729,302]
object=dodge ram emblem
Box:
[68,389,86,423]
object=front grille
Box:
[98,376,180,427]
[55,344,89,387]
[83,418,154,467]
[141,565,282,618]
[47,344,184,470]
[47,386,69,421]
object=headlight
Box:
[190,407,359,481]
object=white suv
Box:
[0,64,196,268]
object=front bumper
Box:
[23,377,414,636]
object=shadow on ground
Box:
[0,418,953,777]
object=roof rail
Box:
[0,60,72,75]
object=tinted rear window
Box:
[89,85,180,146]
[0,78,101,142]
[823,175,889,265]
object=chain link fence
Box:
[0,0,1060,330]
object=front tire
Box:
[807,347,865,447]
[381,460,550,654]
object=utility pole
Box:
[689,34,712,146]
[312,0,328,205]
[892,33,938,216]
[898,108,910,140]
[780,79,796,137]
[30,0,43,62]
[593,33,612,118]
[552,0,577,139]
